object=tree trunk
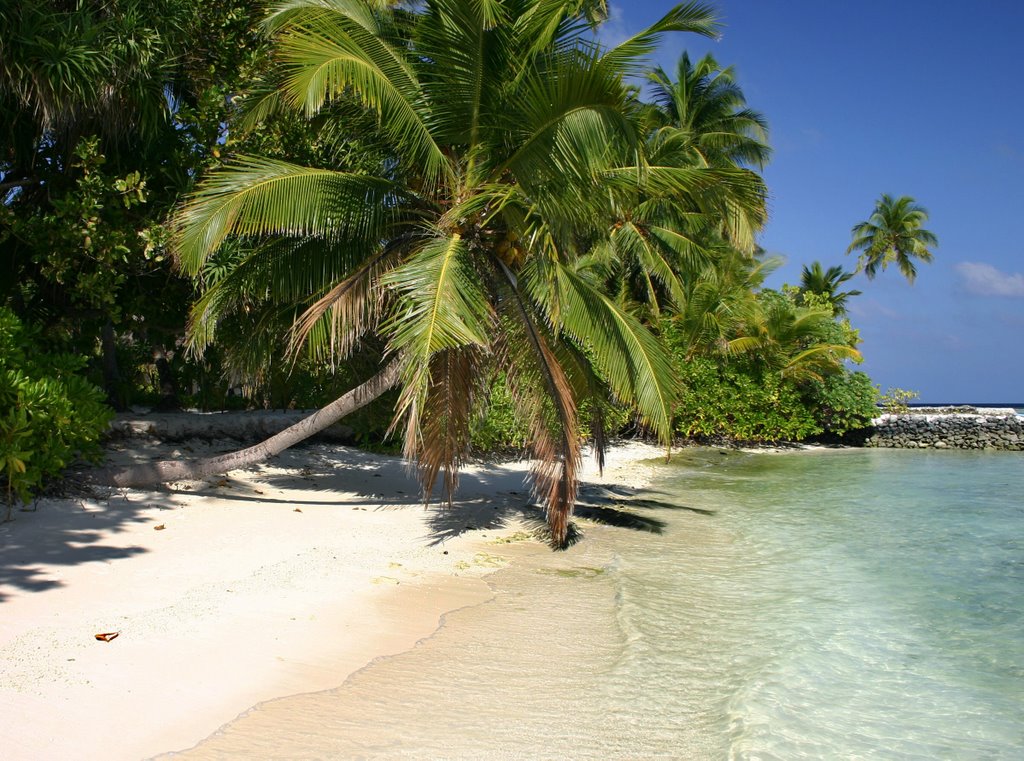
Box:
[98,360,400,487]
[152,343,180,411]
[101,319,126,411]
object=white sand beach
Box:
[0,436,662,760]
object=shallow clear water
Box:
[188,449,1024,759]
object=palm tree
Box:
[799,261,861,316]
[847,194,938,284]
[666,249,773,360]
[588,50,769,322]
[728,294,861,383]
[647,51,771,170]
[103,0,728,547]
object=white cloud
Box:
[847,298,901,320]
[595,3,631,49]
[955,262,1024,298]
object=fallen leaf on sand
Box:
[293,508,302,513]
[94,632,119,642]
[154,524,166,531]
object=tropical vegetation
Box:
[1,0,905,543]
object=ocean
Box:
[185,448,1024,759]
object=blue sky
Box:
[608,1,1024,402]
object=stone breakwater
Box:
[864,408,1024,450]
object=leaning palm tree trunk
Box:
[98,360,400,487]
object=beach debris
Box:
[153,524,166,531]
[293,507,302,513]
[473,552,506,568]
[94,632,119,642]
[491,531,533,545]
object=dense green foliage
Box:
[672,357,819,442]
[1,0,910,525]
[1,0,268,410]
[0,309,112,511]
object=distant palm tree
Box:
[847,194,938,283]
[799,262,861,316]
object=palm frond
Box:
[289,243,402,361]
[385,232,494,449]
[173,156,399,274]
[494,260,580,547]
[272,6,449,183]
[600,2,719,74]
[416,345,489,501]
[527,262,678,443]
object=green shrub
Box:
[673,358,820,442]
[802,371,878,436]
[0,309,113,512]
[878,386,919,415]
[471,377,531,452]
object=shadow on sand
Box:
[2,444,710,598]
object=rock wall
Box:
[864,408,1023,450]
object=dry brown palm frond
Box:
[287,246,399,362]
[416,345,489,502]
[554,339,611,474]
[495,263,581,548]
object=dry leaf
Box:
[154,524,166,531]
[293,508,302,513]
[94,632,119,642]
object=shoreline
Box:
[0,437,663,760]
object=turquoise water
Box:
[187,449,1024,759]
[649,449,1024,758]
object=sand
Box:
[0,437,662,760]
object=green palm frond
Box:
[498,49,634,186]
[271,5,449,183]
[173,156,399,274]
[264,0,391,36]
[385,232,494,446]
[600,2,719,74]
[527,262,678,443]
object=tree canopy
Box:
[847,194,938,284]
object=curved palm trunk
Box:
[99,360,400,487]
